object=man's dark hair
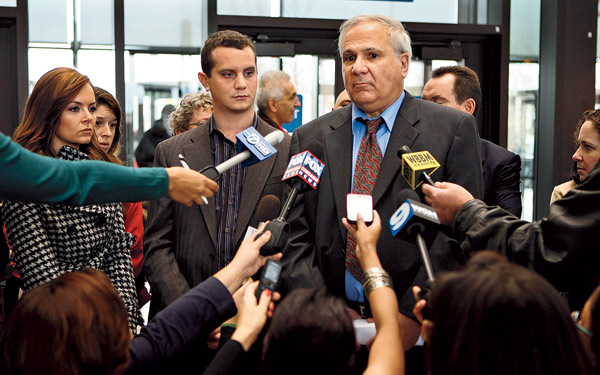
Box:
[427,253,593,375]
[263,288,356,375]
[431,65,482,118]
[200,30,256,77]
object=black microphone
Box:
[397,146,438,189]
[260,142,326,255]
[388,189,439,283]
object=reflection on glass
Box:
[28,48,73,90]
[125,53,201,164]
[218,0,460,24]
[124,0,204,47]
[77,50,116,94]
[508,62,539,221]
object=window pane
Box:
[77,49,116,94]
[80,0,114,45]
[0,0,17,6]
[510,0,540,60]
[318,58,335,117]
[29,0,70,43]
[124,0,204,47]
[219,0,460,24]
[508,62,539,221]
[28,48,73,90]
[125,53,201,165]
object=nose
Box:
[352,56,367,75]
[100,125,113,138]
[294,96,301,108]
[573,147,583,162]
[83,108,94,122]
[234,74,247,90]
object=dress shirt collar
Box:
[351,91,406,135]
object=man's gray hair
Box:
[257,71,291,113]
[338,15,412,58]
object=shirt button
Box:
[225,228,229,233]
[227,200,232,205]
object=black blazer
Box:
[284,93,484,318]
[479,139,522,217]
[144,117,291,316]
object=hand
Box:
[165,167,218,207]
[229,223,283,279]
[342,211,382,269]
[422,182,474,225]
[411,286,426,324]
[206,326,221,350]
[231,280,277,351]
[214,223,283,295]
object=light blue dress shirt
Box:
[346,91,406,303]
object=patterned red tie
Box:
[346,117,384,281]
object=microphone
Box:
[200,129,285,180]
[397,146,439,189]
[255,195,281,224]
[388,189,439,283]
[260,142,325,255]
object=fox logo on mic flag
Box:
[282,151,325,189]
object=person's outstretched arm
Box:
[128,228,281,373]
[0,132,217,206]
[343,212,404,375]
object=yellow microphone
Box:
[398,146,440,189]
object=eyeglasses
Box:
[572,310,593,337]
[188,120,206,127]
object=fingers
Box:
[412,286,426,324]
[342,217,357,235]
[413,300,426,324]
[371,210,381,225]
[249,229,272,247]
[412,286,422,302]
[269,252,283,262]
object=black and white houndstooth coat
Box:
[1,145,143,332]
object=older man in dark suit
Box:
[285,15,484,349]
[422,65,522,217]
[144,30,290,320]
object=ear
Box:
[399,53,410,79]
[267,98,278,113]
[463,98,476,116]
[421,319,434,344]
[198,72,209,91]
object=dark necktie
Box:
[346,117,384,281]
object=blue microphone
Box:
[200,129,284,180]
[389,189,439,283]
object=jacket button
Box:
[339,250,345,259]
[209,254,216,261]
[66,225,77,235]
[96,216,107,226]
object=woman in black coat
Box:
[1,67,143,332]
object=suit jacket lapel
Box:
[184,124,218,247]
[373,93,420,206]
[326,109,354,236]
[234,119,278,244]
